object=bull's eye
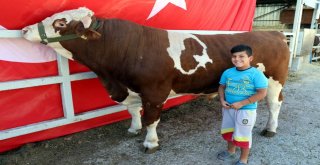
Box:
[59,23,65,27]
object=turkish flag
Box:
[0,0,256,30]
[0,0,256,153]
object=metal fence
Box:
[0,30,129,140]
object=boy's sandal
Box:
[235,160,248,165]
[217,150,236,161]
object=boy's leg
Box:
[228,141,236,153]
[240,148,250,164]
[221,108,236,142]
[218,108,237,161]
[233,110,256,164]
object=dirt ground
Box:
[0,63,319,165]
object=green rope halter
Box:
[38,19,101,45]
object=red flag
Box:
[0,0,255,30]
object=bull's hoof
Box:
[260,129,276,137]
[128,129,141,137]
[144,146,160,154]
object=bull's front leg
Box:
[142,102,163,154]
[144,118,160,154]
[139,84,170,153]
[261,78,284,137]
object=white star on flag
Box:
[147,0,187,19]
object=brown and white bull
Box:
[22,7,290,153]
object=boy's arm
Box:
[232,88,267,110]
[246,88,268,104]
[218,84,231,109]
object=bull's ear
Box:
[83,29,101,40]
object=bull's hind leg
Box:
[261,77,284,137]
[127,105,142,135]
[99,77,143,134]
[122,90,143,135]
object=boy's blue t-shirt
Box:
[219,67,268,110]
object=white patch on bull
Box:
[80,35,88,40]
[49,42,74,60]
[166,31,213,75]
[266,77,283,132]
[121,89,143,134]
[206,92,218,99]
[80,15,93,28]
[283,39,287,43]
[22,7,93,60]
[121,89,142,106]
[143,119,160,149]
[256,63,266,72]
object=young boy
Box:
[217,44,268,165]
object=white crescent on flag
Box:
[147,0,187,19]
[0,25,5,30]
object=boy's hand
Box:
[230,102,244,110]
[221,101,232,109]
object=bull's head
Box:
[22,7,100,60]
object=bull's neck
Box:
[58,19,147,74]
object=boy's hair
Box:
[230,44,253,56]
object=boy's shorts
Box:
[221,108,256,149]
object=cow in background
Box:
[22,7,290,153]
[312,36,320,59]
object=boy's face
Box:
[231,51,253,70]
